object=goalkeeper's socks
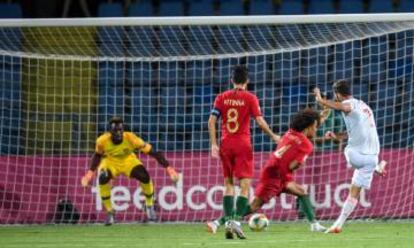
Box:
[297,195,315,223]
[333,196,358,228]
[141,181,155,206]
[99,183,113,212]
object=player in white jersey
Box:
[313,80,387,233]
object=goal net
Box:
[0,15,413,224]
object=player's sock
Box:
[223,195,234,221]
[333,196,358,228]
[234,196,249,220]
[141,180,154,207]
[297,195,315,223]
[99,183,113,212]
[218,216,226,225]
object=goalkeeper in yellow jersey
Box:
[81,117,179,225]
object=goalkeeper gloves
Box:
[81,170,95,187]
[166,166,179,184]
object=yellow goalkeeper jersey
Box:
[95,132,152,163]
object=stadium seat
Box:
[159,1,184,16]
[398,0,414,12]
[219,0,244,15]
[186,27,215,55]
[98,86,124,130]
[0,3,22,18]
[188,0,215,16]
[97,3,123,17]
[339,0,364,13]
[159,61,184,84]
[98,61,125,87]
[249,0,275,15]
[185,60,214,84]
[0,4,23,51]
[308,0,336,14]
[247,56,267,84]
[97,3,124,56]
[128,2,155,17]
[369,0,394,13]
[279,0,304,15]
[158,27,186,56]
[128,62,154,87]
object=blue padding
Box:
[188,0,215,16]
[369,0,393,13]
[219,0,244,15]
[159,1,184,16]
[399,0,414,12]
[339,0,364,13]
[280,0,303,14]
[98,3,123,17]
[249,0,275,15]
[309,0,336,14]
[128,2,154,16]
[0,3,22,18]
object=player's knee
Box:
[130,166,150,184]
[98,170,111,185]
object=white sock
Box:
[213,220,220,226]
[333,197,358,228]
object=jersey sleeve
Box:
[250,94,262,118]
[294,140,313,164]
[95,135,106,155]
[127,132,152,154]
[210,94,222,117]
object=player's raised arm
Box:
[255,116,281,144]
[313,87,352,113]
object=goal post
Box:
[0,14,413,224]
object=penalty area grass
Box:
[0,221,413,248]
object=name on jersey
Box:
[224,99,245,106]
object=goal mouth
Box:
[0,14,413,224]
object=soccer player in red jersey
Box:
[207,65,280,238]
[226,109,327,238]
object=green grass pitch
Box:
[1,222,413,248]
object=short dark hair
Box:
[289,108,320,132]
[109,116,123,126]
[333,80,351,96]
[232,65,248,85]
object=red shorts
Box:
[220,138,253,179]
[254,157,293,203]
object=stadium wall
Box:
[0,150,412,224]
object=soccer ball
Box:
[248,213,269,231]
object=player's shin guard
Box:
[235,196,249,220]
[333,196,358,229]
[223,195,234,221]
[297,195,315,223]
[99,183,112,212]
[141,180,154,207]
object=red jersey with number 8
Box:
[212,89,262,142]
[211,88,262,179]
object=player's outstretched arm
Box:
[313,87,351,113]
[81,152,102,187]
[148,149,179,183]
[255,116,281,144]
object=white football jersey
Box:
[341,98,380,155]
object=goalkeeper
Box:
[81,117,179,225]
